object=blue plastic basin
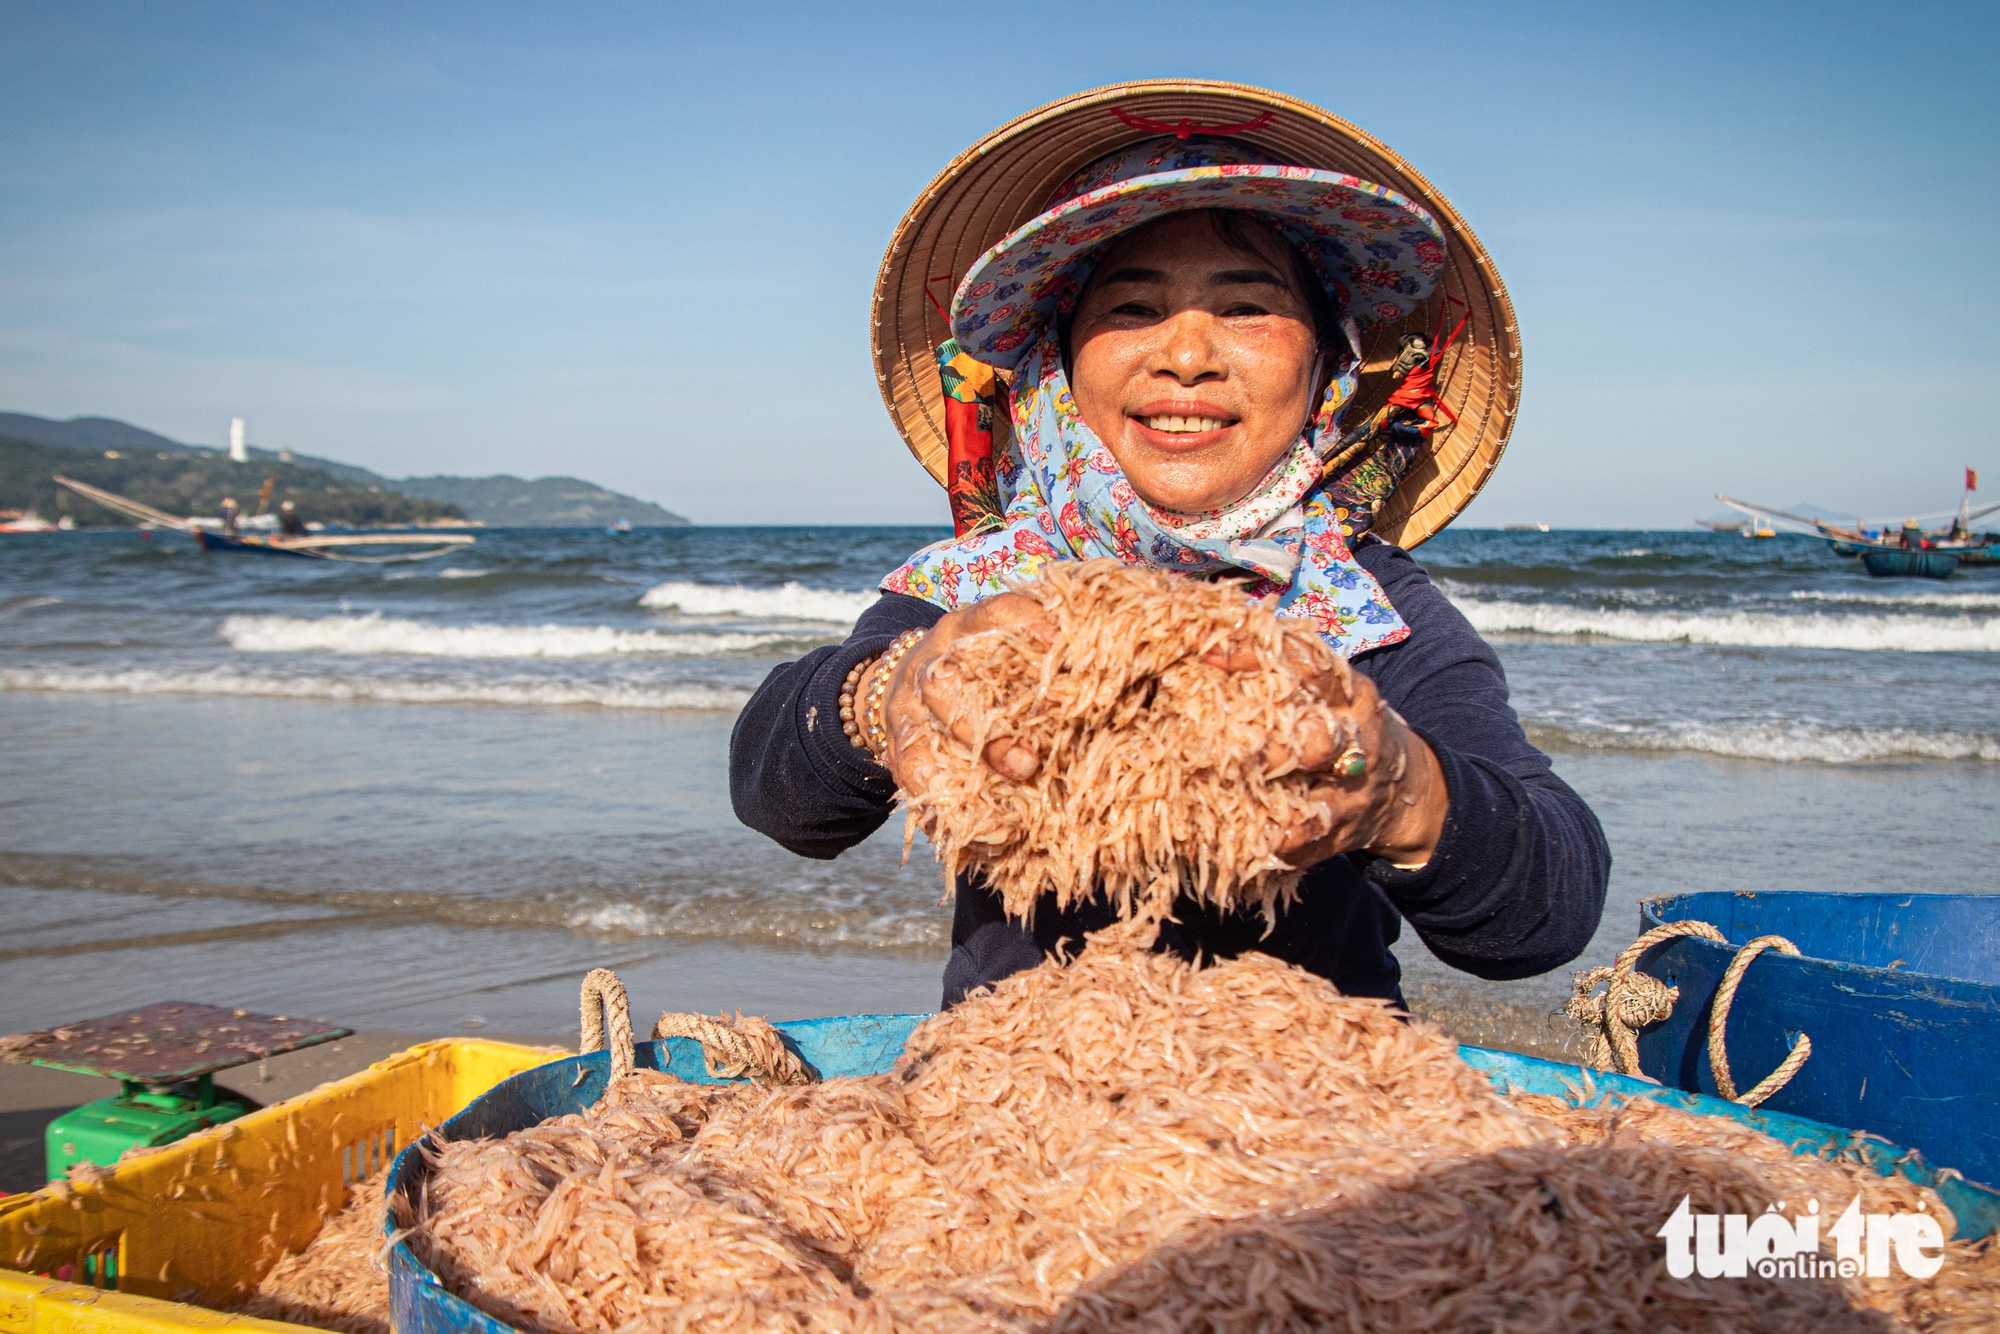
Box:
[387,1011,2000,1334]
[1635,891,2000,1191]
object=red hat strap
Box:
[1111,107,1276,141]
[934,337,1005,537]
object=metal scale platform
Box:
[0,1001,350,1180]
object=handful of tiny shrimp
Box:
[900,559,1361,925]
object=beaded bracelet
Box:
[838,655,877,751]
[859,628,927,762]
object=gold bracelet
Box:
[838,655,878,751]
[861,629,927,762]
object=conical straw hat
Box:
[871,79,1520,550]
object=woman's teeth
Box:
[1141,415,1230,433]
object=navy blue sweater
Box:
[730,541,1610,1009]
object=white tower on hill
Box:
[228,417,247,463]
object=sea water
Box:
[2,526,1995,1052]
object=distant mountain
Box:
[0,413,689,527]
[1697,500,1861,530]
[395,475,687,528]
[1778,502,1861,524]
[0,413,189,456]
[0,434,465,528]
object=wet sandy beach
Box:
[4,526,1997,1098]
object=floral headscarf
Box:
[881,327,1412,657]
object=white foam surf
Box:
[0,854,947,954]
[1527,719,2000,764]
[220,613,826,658]
[638,580,877,623]
[0,595,61,620]
[563,899,944,950]
[0,666,751,712]
[1789,589,2000,610]
[1453,598,2000,652]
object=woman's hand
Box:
[875,594,1055,794]
[1205,633,1447,869]
[1276,667,1447,870]
[872,593,1446,869]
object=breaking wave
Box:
[220,613,828,658]
[1526,719,2000,764]
[0,853,948,956]
[1454,598,2000,652]
[0,595,61,619]
[562,898,944,951]
[0,666,750,712]
[1788,589,2000,610]
[639,580,877,623]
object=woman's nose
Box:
[1150,310,1226,384]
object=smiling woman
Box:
[731,80,1609,1012]
[1067,210,1333,515]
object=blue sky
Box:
[2,2,1994,526]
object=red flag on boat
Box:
[1970,467,1980,492]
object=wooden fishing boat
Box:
[1694,516,1776,537]
[192,527,475,562]
[1633,890,2000,1192]
[1952,542,2000,566]
[1834,536,1994,566]
[1860,548,1958,579]
[190,528,326,559]
[380,1012,2000,1333]
[53,475,475,564]
[1717,486,1999,569]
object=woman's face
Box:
[1068,211,1323,515]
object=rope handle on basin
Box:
[1566,921,1812,1108]
[1707,935,1813,1105]
[654,1011,817,1086]
[579,967,635,1081]
[578,966,817,1087]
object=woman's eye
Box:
[1108,301,1158,318]
[1221,303,1272,318]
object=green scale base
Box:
[2,1000,349,1181]
[44,1074,258,1181]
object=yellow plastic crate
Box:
[0,1038,562,1334]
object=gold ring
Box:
[1335,745,1368,780]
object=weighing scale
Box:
[0,1001,351,1181]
